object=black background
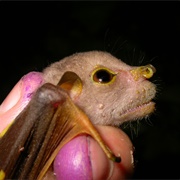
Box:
[1,2,180,179]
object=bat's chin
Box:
[119,101,155,122]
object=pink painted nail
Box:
[54,135,92,180]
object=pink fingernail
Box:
[20,72,44,102]
[53,135,92,180]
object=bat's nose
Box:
[130,64,156,81]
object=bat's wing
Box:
[0,72,120,180]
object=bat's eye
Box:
[91,67,117,84]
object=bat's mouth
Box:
[119,101,155,122]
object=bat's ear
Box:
[58,71,83,99]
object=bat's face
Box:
[43,51,156,126]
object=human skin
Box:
[0,72,134,179]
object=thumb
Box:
[51,126,134,180]
[0,72,44,134]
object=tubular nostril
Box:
[130,64,156,80]
[141,64,156,79]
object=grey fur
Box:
[43,51,156,126]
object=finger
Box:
[0,72,44,134]
[95,126,134,179]
[52,125,134,180]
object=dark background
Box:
[0,2,180,179]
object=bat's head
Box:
[43,51,156,126]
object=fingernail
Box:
[53,135,93,180]
[20,72,44,103]
[106,159,114,180]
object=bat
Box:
[0,51,156,179]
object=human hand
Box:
[0,72,134,180]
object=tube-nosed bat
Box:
[0,51,156,179]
